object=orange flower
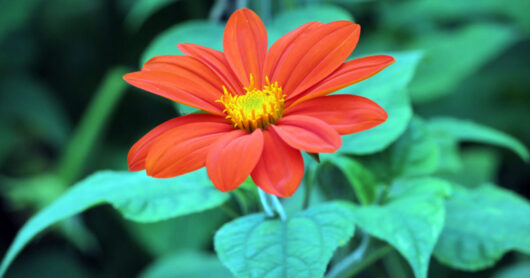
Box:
[124,9,394,197]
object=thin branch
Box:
[326,232,371,278]
[270,195,287,221]
[258,188,274,217]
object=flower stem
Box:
[236,0,248,9]
[327,243,393,278]
[326,231,370,278]
[258,188,287,221]
[209,0,227,23]
[231,190,249,214]
[258,0,272,26]
[302,170,316,209]
[270,195,286,221]
[258,188,274,217]
[220,203,239,219]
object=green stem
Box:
[56,67,130,185]
[326,232,370,278]
[302,180,313,210]
[327,244,393,278]
[258,0,272,26]
[236,0,248,9]
[337,245,394,278]
[258,188,274,217]
[270,195,286,221]
[302,169,316,209]
[382,250,409,278]
[209,0,228,22]
[231,189,249,214]
[220,203,240,219]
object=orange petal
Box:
[289,55,395,107]
[285,95,388,135]
[263,22,322,80]
[251,129,304,198]
[206,129,264,192]
[178,43,243,95]
[145,119,234,178]
[223,8,267,87]
[269,21,360,98]
[128,114,228,171]
[124,55,225,115]
[271,115,342,153]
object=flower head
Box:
[124,8,394,197]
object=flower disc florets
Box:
[217,75,285,131]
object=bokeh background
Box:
[0,0,529,277]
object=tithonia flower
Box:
[124,8,394,197]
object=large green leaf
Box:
[139,251,233,278]
[349,178,451,278]
[323,156,378,205]
[125,0,181,31]
[428,117,529,161]
[214,202,355,278]
[408,23,518,103]
[336,51,421,155]
[141,21,224,65]
[434,184,530,270]
[0,169,228,277]
[321,118,440,204]
[436,148,501,187]
[388,117,440,177]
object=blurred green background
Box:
[0,0,529,277]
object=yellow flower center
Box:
[217,75,285,131]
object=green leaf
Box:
[0,169,228,277]
[325,117,440,199]
[434,184,530,271]
[321,156,378,205]
[349,178,451,278]
[437,148,501,187]
[389,117,440,177]
[214,202,356,278]
[269,5,353,42]
[409,23,518,103]
[139,251,233,278]
[173,102,203,115]
[428,117,529,161]
[125,0,181,31]
[336,51,422,155]
[141,21,224,65]
[426,127,462,174]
